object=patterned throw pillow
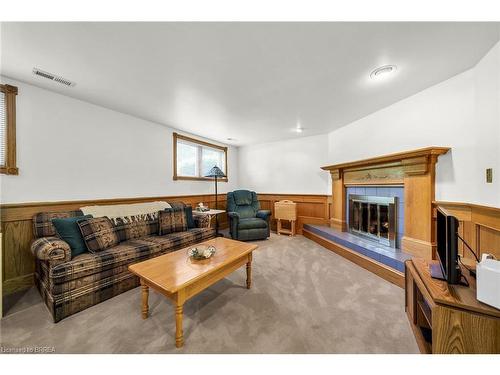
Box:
[77,217,120,253]
[158,208,187,235]
[113,216,158,242]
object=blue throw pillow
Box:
[184,206,195,229]
[52,215,93,257]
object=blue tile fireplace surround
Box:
[304,185,412,273]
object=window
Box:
[173,132,227,181]
[0,84,18,175]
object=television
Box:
[431,207,461,284]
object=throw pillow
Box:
[184,205,195,229]
[113,216,157,242]
[158,208,187,235]
[77,217,120,253]
[51,215,93,257]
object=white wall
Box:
[0,78,239,203]
[238,134,329,194]
[327,41,500,207]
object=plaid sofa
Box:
[30,202,214,322]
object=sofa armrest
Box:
[256,210,272,221]
[31,236,72,265]
[193,215,211,228]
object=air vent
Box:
[32,68,76,87]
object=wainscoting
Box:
[433,201,500,263]
[1,193,331,296]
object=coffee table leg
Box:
[175,303,184,348]
[246,253,252,289]
[141,281,149,319]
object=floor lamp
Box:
[205,165,226,236]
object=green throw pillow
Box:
[185,206,195,229]
[52,215,93,257]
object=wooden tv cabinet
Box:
[405,258,500,353]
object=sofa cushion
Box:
[78,217,120,253]
[141,227,216,252]
[45,229,215,286]
[51,215,93,257]
[113,216,158,242]
[33,210,84,238]
[49,239,162,282]
[238,217,268,230]
[158,208,187,235]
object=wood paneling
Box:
[434,201,500,261]
[256,194,330,235]
[1,192,330,296]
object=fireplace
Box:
[348,194,397,248]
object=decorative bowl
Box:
[188,245,216,260]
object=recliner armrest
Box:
[256,210,272,221]
[31,236,72,266]
[227,211,241,221]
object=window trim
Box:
[173,132,228,182]
[0,84,18,175]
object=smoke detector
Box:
[32,68,76,87]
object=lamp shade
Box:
[205,165,226,178]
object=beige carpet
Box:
[0,234,419,353]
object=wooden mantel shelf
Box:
[321,146,450,172]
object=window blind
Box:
[0,91,6,166]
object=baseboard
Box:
[2,274,34,295]
[303,229,405,288]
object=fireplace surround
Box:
[321,147,450,260]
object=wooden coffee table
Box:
[128,237,257,348]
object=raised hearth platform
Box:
[303,224,413,287]
[304,224,412,272]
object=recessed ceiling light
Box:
[370,65,397,80]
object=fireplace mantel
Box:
[321,147,450,260]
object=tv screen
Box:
[435,207,461,284]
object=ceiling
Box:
[1,22,499,146]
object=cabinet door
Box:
[405,262,416,323]
[433,306,500,354]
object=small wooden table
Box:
[128,237,257,348]
[192,209,226,236]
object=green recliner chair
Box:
[227,190,271,241]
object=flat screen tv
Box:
[431,207,461,284]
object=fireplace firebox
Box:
[348,194,397,248]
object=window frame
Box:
[0,84,18,175]
[173,132,228,182]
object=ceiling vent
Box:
[32,68,76,87]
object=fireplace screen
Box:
[349,194,397,248]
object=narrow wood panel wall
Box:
[257,194,331,234]
[1,192,330,295]
[433,201,500,263]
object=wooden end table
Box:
[128,237,257,348]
